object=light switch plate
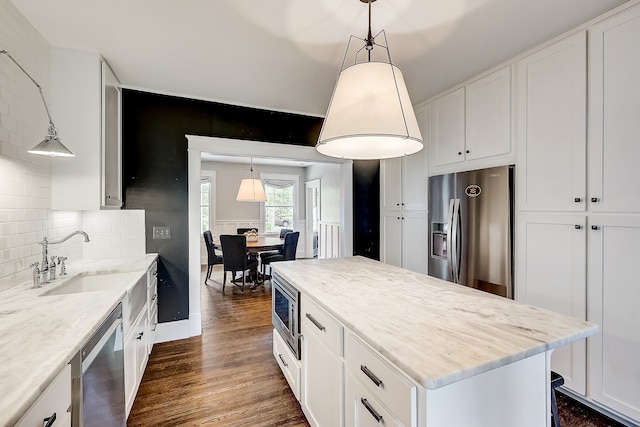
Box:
[153,226,171,239]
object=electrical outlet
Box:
[153,226,171,239]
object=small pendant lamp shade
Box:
[236,178,267,202]
[316,61,423,160]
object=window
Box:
[262,174,299,234]
[200,178,211,233]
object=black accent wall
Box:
[121,89,379,323]
[353,160,380,260]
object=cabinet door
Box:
[345,373,403,427]
[381,212,403,268]
[401,211,428,275]
[515,31,587,212]
[589,5,640,213]
[587,215,640,421]
[102,60,122,208]
[516,213,587,394]
[381,158,402,210]
[465,66,511,161]
[301,327,343,427]
[429,88,465,168]
[402,151,428,212]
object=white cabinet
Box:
[51,48,121,210]
[381,105,428,274]
[147,259,158,355]
[16,365,71,427]
[381,210,428,274]
[344,332,416,427]
[125,307,148,417]
[273,329,301,400]
[587,215,640,421]
[516,213,587,394]
[515,31,587,212]
[300,295,343,427]
[429,67,513,174]
[589,5,640,213]
[429,88,465,169]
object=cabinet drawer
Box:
[17,364,71,427]
[300,295,343,356]
[345,332,416,426]
[346,372,403,427]
[273,329,301,400]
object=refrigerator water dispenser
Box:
[431,223,448,259]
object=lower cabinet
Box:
[300,295,344,427]
[147,259,158,355]
[273,328,301,400]
[124,305,149,417]
[345,373,402,427]
[16,364,72,427]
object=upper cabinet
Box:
[515,31,587,212]
[51,48,122,211]
[588,5,640,213]
[381,105,429,212]
[428,66,513,175]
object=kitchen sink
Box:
[41,271,143,296]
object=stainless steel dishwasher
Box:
[71,303,126,427]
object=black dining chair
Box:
[203,230,223,284]
[237,228,258,235]
[260,231,300,277]
[220,234,258,292]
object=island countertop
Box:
[272,256,598,390]
[0,254,157,427]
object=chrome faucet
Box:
[37,231,90,285]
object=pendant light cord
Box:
[366,0,373,61]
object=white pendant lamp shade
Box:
[236,178,267,202]
[317,61,423,159]
[27,126,74,157]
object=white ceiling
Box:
[11,0,628,117]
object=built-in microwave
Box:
[272,271,300,360]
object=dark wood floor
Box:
[128,266,627,427]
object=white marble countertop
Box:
[0,254,158,427]
[272,256,598,390]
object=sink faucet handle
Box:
[58,256,68,276]
[29,262,41,287]
[49,256,58,281]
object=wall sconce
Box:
[1,49,75,157]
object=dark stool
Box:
[551,371,565,427]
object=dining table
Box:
[214,235,284,287]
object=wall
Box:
[306,162,342,223]
[202,161,307,223]
[0,1,146,291]
[0,0,84,290]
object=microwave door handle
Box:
[446,199,455,281]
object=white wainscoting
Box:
[319,221,341,259]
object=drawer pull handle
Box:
[361,398,383,423]
[305,313,325,331]
[43,413,57,427]
[361,365,383,387]
[137,332,144,340]
[278,353,288,368]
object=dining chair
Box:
[220,234,258,292]
[237,227,258,235]
[260,231,300,277]
[203,230,223,284]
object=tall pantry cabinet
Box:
[516,3,640,424]
[380,106,429,274]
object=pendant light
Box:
[236,158,267,202]
[316,0,423,160]
[0,49,75,157]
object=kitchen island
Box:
[272,256,598,427]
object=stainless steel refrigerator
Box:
[428,165,514,299]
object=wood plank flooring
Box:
[127,267,308,427]
[128,266,627,427]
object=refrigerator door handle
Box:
[446,199,456,281]
[451,199,461,283]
